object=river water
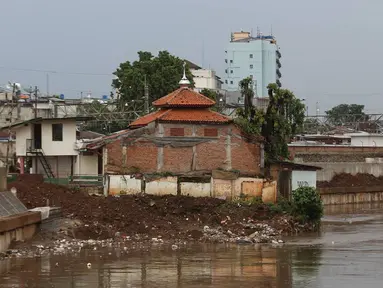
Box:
[0,202,382,288]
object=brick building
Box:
[87,72,263,175]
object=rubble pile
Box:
[317,173,383,188]
[202,222,284,244]
[9,179,310,243]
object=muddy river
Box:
[0,202,382,287]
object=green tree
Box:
[235,81,305,162]
[292,186,323,224]
[112,51,194,105]
[325,104,368,126]
[239,77,254,116]
[200,88,225,113]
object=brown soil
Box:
[317,173,383,188]
[9,177,304,241]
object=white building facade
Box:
[10,117,100,179]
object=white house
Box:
[186,60,223,92]
[6,117,101,179]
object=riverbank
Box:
[7,178,316,251]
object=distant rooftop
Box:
[230,31,276,43]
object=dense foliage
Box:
[112,51,194,105]
[199,88,225,112]
[325,104,368,126]
[292,187,323,223]
[234,78,305,162]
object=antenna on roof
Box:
[270,24,273,36]
[179,61,191,88]
[257,27,260,37]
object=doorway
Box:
[33,124,42,149]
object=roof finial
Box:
[179,61,191,87]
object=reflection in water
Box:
[0,202,382,287]
[0,245,296,288]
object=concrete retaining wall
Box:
[107,175,277,203]
[319,186,383,205]
[0,211,41,252]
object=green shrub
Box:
[292,187,323,223]
[233,195,263,206]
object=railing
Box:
[68,174,104,186]
[26,139,34,152]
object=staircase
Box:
[35,150,55,178]
[26,139,55,178]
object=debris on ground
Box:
[9,178,312,243]
[317,173,383,188]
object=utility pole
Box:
[34,86,38,119]
[144,75,149,114]
[5,84,16,174]
[46,73,50,96]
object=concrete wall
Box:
[0,211,41,252]
[146,177,178,196]
[108,175,142,195]
[319,186,383,205]
[291,170,317,190]
[41,120,77,155]
[75,154,98,175]
[106,175,277,203]
[303,162,383,181]
[181,182,211,197]
[350,135,383,147]
[15,125,32,156]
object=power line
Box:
[0,65,113,76]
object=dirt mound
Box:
[317,173,383,188]
[9,179,303,241]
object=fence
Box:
[7,174,103,187]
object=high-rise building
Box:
[223,30,282,97]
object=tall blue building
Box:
[224,31,282,97]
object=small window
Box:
[52,123,63,141]
[204,128,218,137]
[250,75,253,79]
[170,128,184,136]
[225,69,227,73]
[230,70,233,74]
[250,64,253,69]
[230,60,233,63]
[230,81,233,84]
[225,59,227,63]
[225,80,228,84]
[250,54,253,58]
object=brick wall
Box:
[163,147,193,172]
[231,126,261,174]
[126,139,158,172]
[105,123,261,174]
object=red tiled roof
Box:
[152,87,215,108]
[129,109,169,127]
[129,108,230,127]
[158,109,231,124]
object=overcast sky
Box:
[0,0,382,115]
